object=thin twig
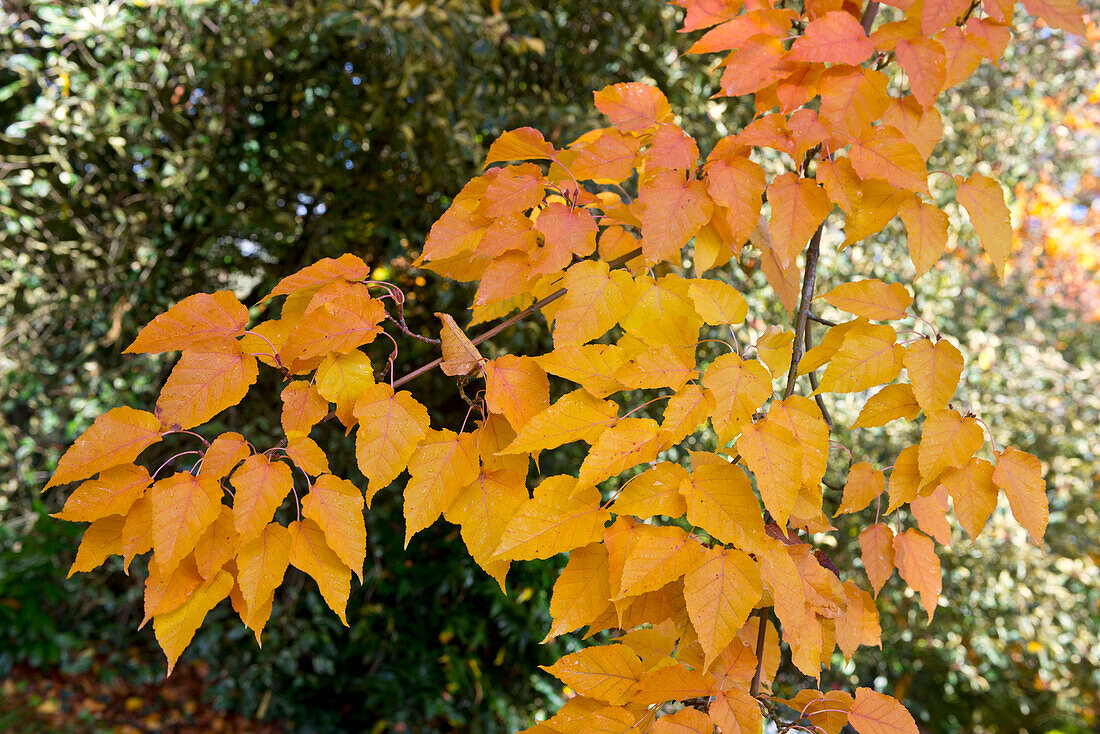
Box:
[782,224,825,399]
[750,609,769,697]
[804,319,834,429]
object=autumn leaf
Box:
[918,409,984,479]
[767,172,831,268]
[192,506,239,581]
[436,312,485,376]
[768,396,829,490]
[632,662,714,705]
[818,66,890,140]
[815,322,903,394]
[494,478,611,561]
[288,518,352,625]
[910,488,952,545]
[535,344,629,398]
[153,570,233,676]
[701,353,772,442]
[484,127,557,165]
[570,128,641,183]
[198,432,251,481]
[235,522,291,637]
[68,515,127,577]
[684,547,762,667]
[404,429,480,545]
[704,153,766,248]
[281,285,386,362]
[639,172,713,265]
[904,338,963,413]
[737,420,802,526]
[126,291,249,354]
[848,127,930,195]
[302,475,366,580]
[836,583,882,661]
[682,451,765,552]
[353,384,430,503]
[860,523,895,596]
[955,173,1013,279]
[53,464,151,523]
[788,11,875,65]
[315,350,376,427]
[502,389,619,455]
[992,448,1049,544]
[265,254,371,301]
[46,407,162,489]
[150,472,224,573]
[849,687,918,734]
[851,384,922,429]
[154,342,258,431]
[661,384,714,445]
[821,279,913,321]
[887,445,923,512]
[612,462,690,519]
[893,528,942,621]
[898,197,949,276]
[835,462,886,516]
[709,688,764,734]
[939,458,997,540]
[594,82,672,132]
[483,355,550,430]
[544,542,612,641]
[286,435,329,476]
[576,417,663,488]
[613,524,705,600]
[541,644,647,705]
[141,555,203,628]
[550,260,635,347]
[479,163,546,217]
[687,278,748,326]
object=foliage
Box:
[31,2,1098,734]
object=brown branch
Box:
[749,609,769,697]
[861,1,881,34]
[782,224,825,400]
[804,319,834,429]
[392,247,644,389]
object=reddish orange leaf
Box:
[818,67,890,140]
[788,11,875,64]
[893,528,942,621]
[767,172,831,268]
[895,38,947,108]
[639,172,713,264]
[1021,0,1087,35]
[479,164,546,217]
[594,82,673,132]
[282,285,385,362]
[53,464,151,523]
[494,478,611,561]
[126,291,249,354]
[851,384,922,429]
[288,518,351,625]
[484,127,556,165]
[849,687,918,734]
[46,407,162,489]
[992,447,1048,544]
[753,218,802,314]
[821,279,913,321]
[922,0,971,35]
[302,474,366,580]
[955,173,1013,280]
[570,128,641,184]
[676,0,745,32]
[719,35,789,97]
[156,342,258,431]
[404,429,480,545]
[230,455,293,544]
[704,153,766,247]
[150,472,224,572]
[354,384,430,503]
[645,123,701,172]
[859,523,895,596]
[534,202,599,269]
[904,338,964,413]
[687,9,796,53]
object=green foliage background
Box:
[1,0,1097,732]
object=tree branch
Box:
[782,224,825,399]
[749,609,769,697]
[861,1,881,33]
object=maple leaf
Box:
[353,384,430,504]
[848,127,930,196]
[859,523,895,597]
[235,522,291,638]
[821,279,913,321]
[570,128,642,184]
[737,420,802,526]
[483,355,550,430]
[198,432,251,481]
[939,458,997,540]
[46,407,162,489]
[904,338,963,413]
[153,570,233,676]
[639,171,713,265]
[835,462,886,515]
[633,663,714,706]
[544,542,612,641]
[895,38,947,108]
[788,11,875,65]
[767,172,831,268]
[893,528,942,621]
[684,547,762,667]
[849,687,918,734]
[484,127,557,165]
[687,278,749,326]
[53,464,151,523]
[593,82,673,132]
[150,472,224,573]
[126,291,249,354]
[493,478,611,561]
[68,515,127,578]
[955,173,1013,279]
[286,435,329,476]
[288,518,352,625]
[403,429,480,545]
[682,451,765,552]
[281,285,385,362]
[992,447,1049,544]
[502,389,619,455]
[302,475,366,580]
[230,455,293,543]
[542,644,647,706]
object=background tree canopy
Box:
[1,0,1097,732]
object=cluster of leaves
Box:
[42,0,1087,732]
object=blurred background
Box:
[0,1,1097,732]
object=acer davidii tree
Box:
[45,0,1087,731]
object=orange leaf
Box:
[612,462,690,519]
[818,67,890,141]
[541,644,647,705]
[684,547,762,667]
[126,291,248,354]
[893,528,942,621]
[767,172,831,268]
[737,420,802,526]
[887,445,923,512]
[939,458,997,540]
[821,279,912,321]
[483,355,550,430]
[910,487,952,545]
[903,338,963,413]
[265,254,371,301]
[155,342,258,431]
[534,202,599,268]
[280,381,328,437]
[235,522,291,637]
[701,353,772,442]
[682,451,765,552]
[570,128,641,184]
[616,344,698,391]
[142,555,203,628]
[645,123,702,172]
[502,389,619,455]
[535,344,629,398]
[895,38,946,108]
[68,515,127,577]
[632,662,714,705]
[494,478,611,561]
[153,569,233,676]
[639,172,714,264]
[851,384,922,429]
[898,197,949,276]
[709,688,764,734]
[192,506,239,581]
[704,153,766,247]
[353,384,430,503]
[859,523,895,596]
[614,524,705,600]
[281,285,385,362]
[53,464,151,522]
[479,164,546,217]
[652,707,711,733]
[883,96,943,159]
[843,179,908,246]
[836,584,881,660]
[835,462,886,515]
[404,429,480,545]
[230,455,293,544]
[720,35,789,97]
[46,407,162,489]
[921,0,971,35]
[755,327,795,378]
[577,417,664,488]
[550,260,635,347]
[436,312,485,376]
[687,278,749,326]
[769,396,829,490]
[302,475,366,580]
[484,127,556,165]
[753,218,802,314]
[955,173,1012,280]
[620,275,703,347]
[849,127,930,195]
[1021,0,1087,35]
[286,436,328,476]
[849,688,918,734]
[788,11,875,64]
[150,472,224,573]
[198,432,251,481]
[288,518,351,625]
[594,82,672,132]
[918,409,984,479]
[544,542,612,641]
[678,0,745,32]
[688,9,797,53]
[992,447,1048,544]
[445,466,528,590]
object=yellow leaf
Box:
[483,355,550,430]
[444,467,529,590]
[903,338,963,413]
[550,260,635,347]
[701,353,772,442]
[687,278,748,326]
[436,312,485,376]
[541,644,647,705]
[887,445,923,512]
[842,179,907,247]
[992,447,1048,544]
[230,455,293,544]
[68,515,127,577]
[709,688,763,734]
[576,417,663,488]
[660,384,714,445]
[150,472,224,572]
[153,569,233,676]
[767,396,829,490]
[835,462,886,515]
[141,555,203,628]
[544,542,612,642]
[615,344,698,390]
[737,420,802,526]
[192,506,239,581]
[494,478,611,561]
[755,327,794,379]
[315,350,375,427]
[502,389,618,455]
[126,291,249,354]
[918,409,984,479]
[235,522,291,638]
[684,547,762,668]
[898,196,948,276]
[821,279,913,321]
[302,475,366,580]
[614,524,704,600]
[632,662,715,705]
[155,342,258,430]
[816,322,903,394]
[198,433,251,482]
[353,384,430,504]
[612,462,689,519]
[798,317,861,375]
[288,518,351,625]
[534,344,629,398]
[859,523,895,597]
[619,276,701,349]
[939,458,997,540]
[851,384,922,428]
[404,429,480,545]
[682,451,765,552]
[849,687,918,734]
[893,528,941,622]
[280,381,329,437]
[286,435,329,476]
[652,708,711,733]
[46,407,162,489]
[955,172,1012,280]
[53,464,151,523]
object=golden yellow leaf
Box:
[126,291,249,354]
[687,278,749,326]
[534,344,629,398]
[46,407,162,489]
[755,327,794,379]
[851,384,922,429]
[612,462,689,519]
[815,322,903,394]
[992,447,1048,544]
[544,543,612,642]
[235,522,291,637]
[68,514,127,577]
[541,644,647,706]
[494,478,610,561]
[483,355,550,430]
[155,342,258,430]
[910,487,952,545]
[798,317,861,375]
[782,690,854,734]
[684,547,762,668]
[898,196,948,277]
[550,260,635,347]
[887,444,923,512]
[660,384,714,445]
[767,396,829,490]
[835,462,886,515]
[614,524,705,600]
[53,464,151,523]
[859,523,895,597]
[288,518,351,625]
[849,687,918,734]
[904,338,963,413]
[192,506,239,581]
[198,432,251,482]
[150,472,224,573]
[280,381,329,437]
[444,467,528,590]
[576,417,663,488]
[353,384,430,504]
[918,409,984,479]
[632,662,715,705]
[404,429,480,545]
[682,451,765,552]
[230,455,293,544]
[620,275,704,347]
[939,458,997,540]
[652,708,712,733]
[701,353,772,442]
[153,569,233,676]
[502,389,618,455]
[709,688,763,734]
[737,420,802,526]
[302,475,366,580]
[142,555,203,627]
[314,350,375,427]
[893,528,941,621]
[821,279,913,321]
[286,435,329,476]
[955,172,1012,280]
